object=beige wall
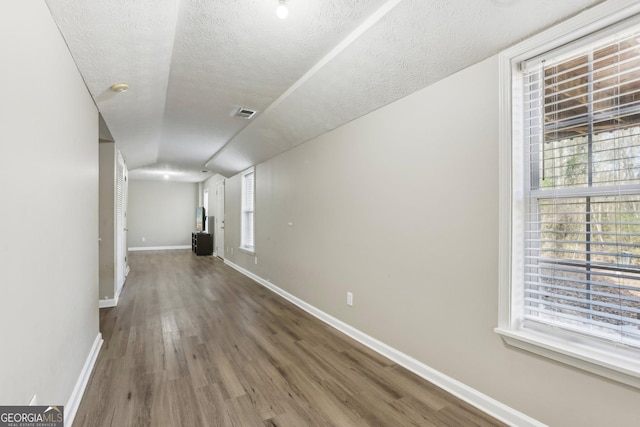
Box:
[127,180,198,248]
[223,56,640,426]
[99,142,116,299]
[0,1,99,406]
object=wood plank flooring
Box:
[73,250,506,427]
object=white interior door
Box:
[215,181,225,258]
[203,189,209,233]
[123,166,128,276]
[116,151,126,293]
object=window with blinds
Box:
[523,31,640,346]
[241,169,255,250]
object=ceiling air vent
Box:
[234,107,257,120]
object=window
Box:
[498,3,640,388]
[241,168,255,251]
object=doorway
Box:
[116,151,127,294]
[215,181,225,258]
[203,189,209,233]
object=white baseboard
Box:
[98,298,116,308]
[128,245,191,252]
[224,260,544,427]
[65,333,103,427]
[99,291,119,308]
[99,278,126,309]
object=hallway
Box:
[73,250,504,426]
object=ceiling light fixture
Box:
[276,0,288,19]
[163,174,170,180]
[110,83,129,92]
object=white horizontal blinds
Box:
[523,30,640,345]
[242,170,255,248]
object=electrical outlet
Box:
[141,237,146,242]
[347,292,353,307]
[254,256,258,264]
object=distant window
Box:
[497,6,640,388]
[241,168,255,251]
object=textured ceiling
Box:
[45,0,604,181]
[45,0,179,171]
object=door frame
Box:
[215,181,225,258]
[203,189,209,234]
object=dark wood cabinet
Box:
[192,232,213,256]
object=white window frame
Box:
[496,0,640,389]
[240,167,255,253]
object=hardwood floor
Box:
[73,250,506,427]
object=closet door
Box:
[115,151,127,293]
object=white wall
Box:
[223,56,640,426]
[0,0,99,406]
[127,180,198,248]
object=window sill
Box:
[495,326,640,389]
[238,246,255,255]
